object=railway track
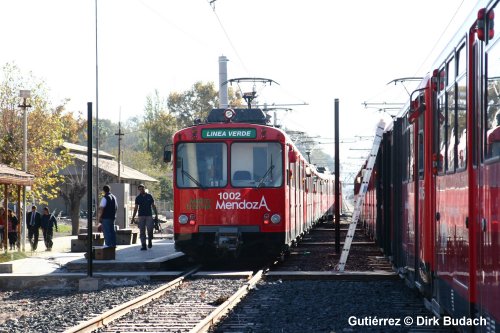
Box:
[64,267,264,333]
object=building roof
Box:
[62,142,115,159]
[0,164,35,186]
[71,153,158,182]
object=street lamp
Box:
[18,89,31,252]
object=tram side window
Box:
[456,44,467,169]
[175,142,227,188]
[401,117,410,182]
[456,75,467,169]
[231,142,283,187]
[418,112,424,177]
[485,39,500,158]
[446,81,457,171]
[409,124,415,181]
[437,90,446,173]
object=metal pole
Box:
[334,98,340,254]
[95,0,99,226]
[87,102,93,277]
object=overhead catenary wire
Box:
[412,0,466,76]
[205,0,251,75]
[135,0,213,51]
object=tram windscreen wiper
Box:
[180,158,205,188]
[257,156,274,188]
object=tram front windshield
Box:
[175,142,282,188]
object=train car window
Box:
[446,84,457,172]
[418,113,425,177]
[457,44,466,77]
[447,56,456,87]
[401,117,409,182]
[456,74,467,169]
[437,66,447,174]
[485,38,500,159]
[438,92,447,173]
[231,142,283,187]
[409,124,415,181]
[176,142,227,188]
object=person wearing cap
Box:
[26,205,42,251]
[97,185,118,248]
[131,184,158,251]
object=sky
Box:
[0,0,480,180]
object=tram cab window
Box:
[485,39,500,159]
[231,142,283,187]
[175,143,227,188]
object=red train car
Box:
[165,108,337,260]
[360,1,500,331]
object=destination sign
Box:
[201,128,256,139]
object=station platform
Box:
[0,234,184,290]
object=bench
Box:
[71,233,104,252]
[92,246,115,260]
[116,229,138,245]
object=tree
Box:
[167,81,219,128]
[143,90,177,162]
[59,165,87,235]
[0,63,73,204]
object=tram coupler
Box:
[215,227,242,251]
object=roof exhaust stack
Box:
[218,55,229,108]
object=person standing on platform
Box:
[41,207,58,251]
[0,207,5,250]
[131,184,158,251]
[26,205,42,251]
[7,209,19,250]
[97,185,118,248]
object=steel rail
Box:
[189,269,264,333]
[64,265,201,333]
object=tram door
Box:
[477,25,500,326]
[434,47,470,319]
[288,158,295,243]
[398,113,416,285]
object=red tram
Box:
[359,1,500,330]
[165,108,337,259]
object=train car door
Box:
[477,10,500,328]
[401,113,417,283]
[287,149,294,243]
[434,45,471,320]
[298,160,303,235]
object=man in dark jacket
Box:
[26,205,42,251]
[97,185,118,248]
[41,207,58,251]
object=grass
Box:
[57,224,72,234]
[0,251,28,263]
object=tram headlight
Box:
[178,214,189,224]
[271,214,281,224]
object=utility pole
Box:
[115,121,124,183]
[18,90,31,252]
